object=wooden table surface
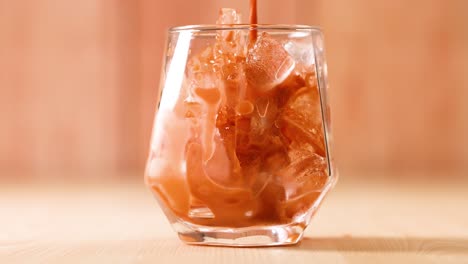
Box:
[1,177,468,264]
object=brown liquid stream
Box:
[249,0,258,41]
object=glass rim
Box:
[169,24,322,33]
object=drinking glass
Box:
[145,25,337,247]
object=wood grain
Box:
[1,0,468,177]
[1,176,467,263]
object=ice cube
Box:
[278,151,328,220]
[279,153,328,199]
[284,40,315,67]
[277,86,329,207]
[216,8,242,25]
[215,8,247,60]
[245,33,295,93]
[274,72,306,108]
[278,86,326,156]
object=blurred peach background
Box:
[1,0,467,181]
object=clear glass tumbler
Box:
[145,25,336,247]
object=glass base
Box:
[174,222,305,247]
[154,181,338,247]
